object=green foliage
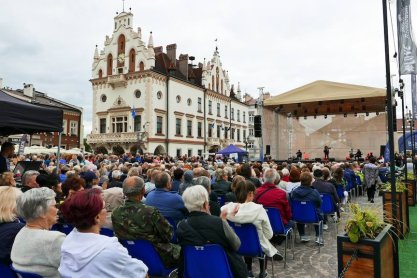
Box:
[381,181,407,192]
[345,204,385,243]
[407,172,415,181]
[83,138,92,153]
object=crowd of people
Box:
[0,140,391,278]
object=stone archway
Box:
[154,145,166,155]
[130,144,143,155]
[209,145,220,153]
[112,145,125,156]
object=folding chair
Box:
[183,244,233,278]
[0,263,16,278]
[227,221,274,277]
[320,194,338,236]
[60,223,74,235]
[264,207,294,268]
[165,216,178,243]
[120,239,177,277]
[290,200,323,253]
[100,227,114,237]
[10,265,42,278]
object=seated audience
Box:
[61,177,85,200]
[240,163,262,187]
[0,187,24,265]
[290,172,323,244]
[108,170,123,188]
[177,185,248,278]
[212,168,232,195]
[144,168,159,194]
[179,170,193,195]
[145,172,187,222]
[192,176,220,216]
[171,168,184,192]
[285,168,301,193]
[0,171,16,187]
[59,188,148,277]
[102,187,124,230]
[112,176,180,268]
[222,180,283,278]
[11,188,66,278]
[20,170,40,192]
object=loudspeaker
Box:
[254,115,262,137]
[380,145,386,157]
[266,145,270,155]
[315,158,321,162]
[329,157,335,162]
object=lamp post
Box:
[244,136,249,152]
[408,110,415,175]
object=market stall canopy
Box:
[263,80,387,117]
[217,144,248,155]
[0,90,63,136]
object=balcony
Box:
[208,137,220,145]
[107,74,127,88]
[226,139,236,145]
[87,132,147,144]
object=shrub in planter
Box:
[381,182,409,238]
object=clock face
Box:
[118,53,125,63]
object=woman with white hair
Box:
[0,187,24,266]
[177,185,248,278]
[11,187,65,278]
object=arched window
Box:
[139,61,145,71]
[216,67,219,92]
[212,76,214,90]
[107,54,113,76]
[221,79,223,94]
[129,49,135,73]
[98,69,103,79]
[118,34,125,55]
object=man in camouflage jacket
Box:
[112,176,181,268]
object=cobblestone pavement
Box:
[250,194,383,278]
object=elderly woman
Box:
[11,187,65,278]
[212,168,232,195]
[102,187,125,230]
[62,177,85,199]
[0,187,24,265]
[0,171,16,187]
[58,189,148,278]
[222,180,282,278]
[192,176,220,216]
[177,185,248,278]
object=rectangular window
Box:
[176,118,182,135]
[243,112,246,123]
[224,128,228,139]
[198,149,203,157]
[237,129,240,141]
[157,116,163,134]
[231,108,234,120]
[231,128,235,140]
[225,105,228,119]
[208,125,212,137]
[198,97,202,112]
[248,142,254,149]
[188,149,192,157]
[237,110,240,122]
[197,122,202,137]
[217,103,221,116]
[187,120,192,136]
[217,125,221,138]
[249,128,254,136]
[208,100,212,115]
[63,120,67,135]
[134,115,141,132]
[112,116,127,133]
[243,129,247,140]
[176,149,182,157]
[99,118,106,134]
[70,121,78,135]
[249,112,254,123]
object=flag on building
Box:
[131,106,136,118]
[397,0,417,75]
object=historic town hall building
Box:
[87,10,250,157]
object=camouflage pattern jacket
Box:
[112,199,180,268]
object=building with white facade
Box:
[87,10,249,157]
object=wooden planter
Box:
[382,191,409,239]
[337,224,398,278]
[406,181,416,206]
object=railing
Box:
[87,132,147,144]
[208,137,220,145]
[107,74,127,87]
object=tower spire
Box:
[122,0,125,12]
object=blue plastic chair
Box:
[290,200,323,252]
[320,194,339,235]
[60,223,74,235]
[227,221,274,277]
[217,195,226,206]
[165,217,178,243]
[100,227,114,237]
[264,207,294,267]
[10,265,42,278]
[183,244,233,278]
[120,239,177,277]
[0,263,16,278]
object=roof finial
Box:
[214,38,218,52]
[122,0,125,12]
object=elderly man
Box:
[21,170,40,192]
[145,172,187,222]
[255,169,292,227]
[0,142,14,174]
[112,176,180,268]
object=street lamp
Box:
[244,135,250,152]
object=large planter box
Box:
[382,191,409,239]
[337,224,398,278]
[406,181,416,206]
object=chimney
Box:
[166,44,177,64]
[23,84,34,98]
[178,54,189,80]
[0,78,3,89]
[154,46,163,55]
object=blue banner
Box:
[413,75,417,120]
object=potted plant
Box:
[337,204,399,278]
[405,173,416,206]
[381,181,409,238]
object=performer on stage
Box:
[323,145,331,160]
[296,150,302,160]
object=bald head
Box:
[122,176,145,198]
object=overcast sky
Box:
[0,0,416,135]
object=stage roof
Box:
[263,80,387,117]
